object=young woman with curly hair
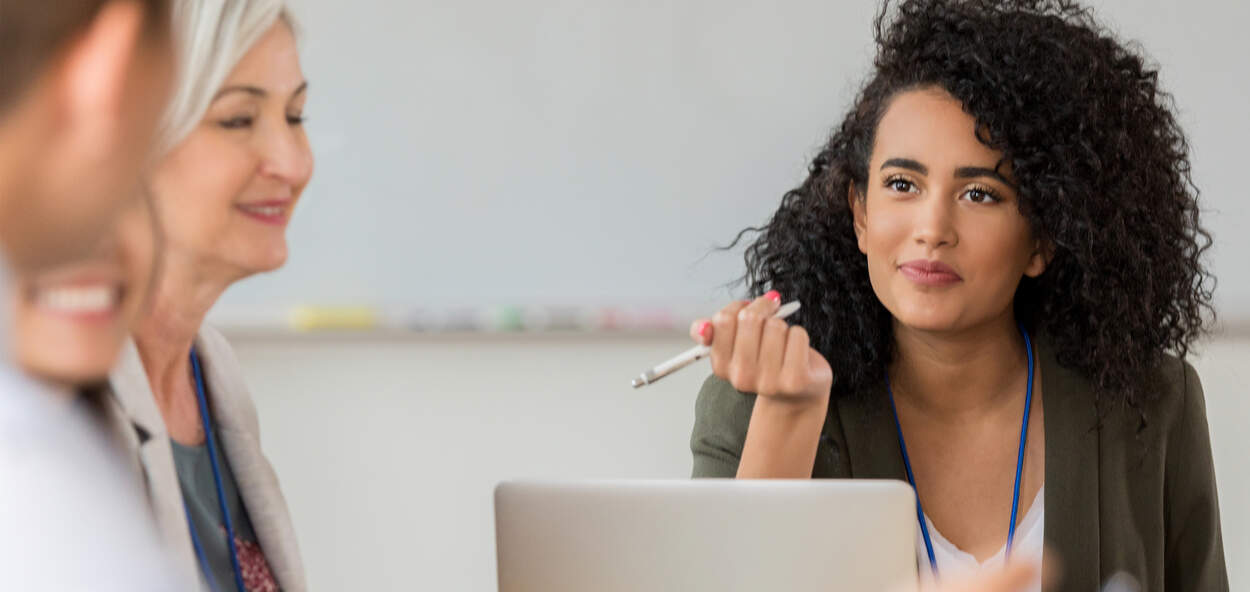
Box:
[687,0,1226,589]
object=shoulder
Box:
[194,323,244,380]
[1145,353,1214,467]
[1092,351,1211,470]
[1138,352,1205,434]
[1045,333,1202,436]
[196,323,236,360]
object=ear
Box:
[848,183,868,254]
[1024,239,1054,278]
[54,0,146,155]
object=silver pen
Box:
[631,301,802,388]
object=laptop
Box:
[494,479,918,592]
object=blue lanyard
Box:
[185,348,249,592]
[886,324,1035,576]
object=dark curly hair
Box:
[733,0,1214,414]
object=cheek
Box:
[962,216,1036,285]
[862,200,910,260]
[118,234,156,325]
[859,202,905,301]
[150,137,257,244]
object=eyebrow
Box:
[213,81,309,101]
[880,158,927,175]
[880,158,1016,188]
[954,166,1016,188]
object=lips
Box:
[236,200,292,225]
[898,259,962,286]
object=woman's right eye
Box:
[886,178,915,193]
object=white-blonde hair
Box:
[156,0,295,154]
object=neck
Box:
[889,312,1030,422]
[133,250,233,407]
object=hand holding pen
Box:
[632,292,830,401]
[690,292,833,403]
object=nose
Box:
[256,120,314,187]
[912,190,957,250]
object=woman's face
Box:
[146,22,312,280]
[12,194,158,384]
[851,87,1047,334]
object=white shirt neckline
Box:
[916,485,1045,591]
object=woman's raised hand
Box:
[690,291,833,405]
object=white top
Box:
[0,364,185,590]
[916,486,1045,592]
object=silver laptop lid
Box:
[495,479,917,592]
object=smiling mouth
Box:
[236,202,292,224]
[32,283,123,319]
[240,205,285,216]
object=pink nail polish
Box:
[699,321,711,339]
[764,290,781,302]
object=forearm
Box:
[736,396,828,478]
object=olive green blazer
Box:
[690,337,1228,590]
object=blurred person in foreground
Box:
[0,0,187,588]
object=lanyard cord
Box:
[886,323,1035,576]
[185,347,249,592]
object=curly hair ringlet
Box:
[727,0,1215,419]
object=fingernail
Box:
[764,290,781,302]
[698,321,711,338]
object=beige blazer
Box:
[104,325,306,592]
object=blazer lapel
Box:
[107,339,204,589]
[836,382,908,481]
[1039,337,1101,588]
[195,328,307,592]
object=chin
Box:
[255,256,287,273]
[243,243,289,273]
[897,317,962,334]
[23,352,115,386]
[888,301,966,334]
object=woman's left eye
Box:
[962,187,1000,204]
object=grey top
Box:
[172,431,279,592]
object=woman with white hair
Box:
[107,1,313,590]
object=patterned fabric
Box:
[234,531,279,592]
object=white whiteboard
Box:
[211,0,1250,328]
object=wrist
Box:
[752,389,829,421]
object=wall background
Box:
[213,0,1250,328]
